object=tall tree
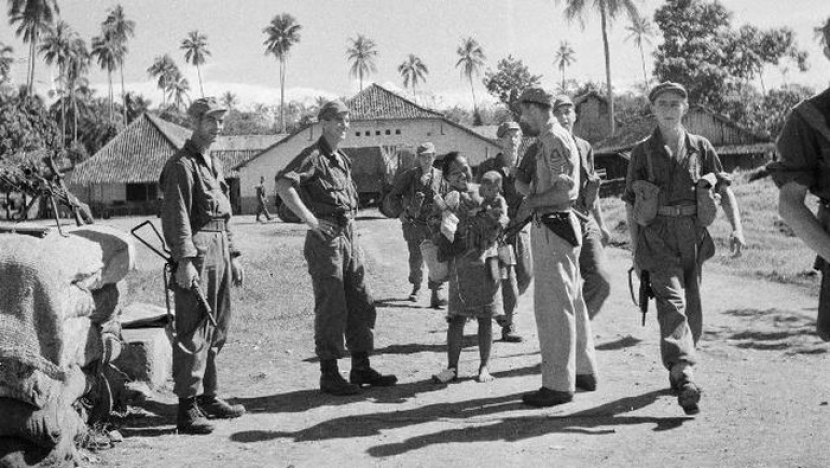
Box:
[0,42,13,84]
[181,30,210,98]
[456,37,486,123]
[817,17,830,60]
[39,20,74,144]
[147,54,177,107]
[553,41,576,92]
[167,74,190,111]
[65,36,89,145]
[397,54,428,96]
[263,13,301,133]
[346,34,378,92]
[554,0,640,135]
[102,4,135,125]
[90,32,120,123]
[483,55,542,120]
[8,0,60,94]
[123,91,149,123]
[220,90,238,110]
[625,14,654,91]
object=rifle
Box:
[130,220,216,354]
[628,267,654,326]
[499,216,532,243]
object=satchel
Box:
[539,212,581,247]
[632,149,660,226]
[696,173,720,227]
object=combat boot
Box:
[177,397,214,435]
[320,359,360,396]
[408,285,420,302]
[197,395,246,419]
[349,352,398,387]
[430,288,447,309]
[501,323,523,343]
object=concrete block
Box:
[112,328,172,389]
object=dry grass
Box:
[600,170,821,292]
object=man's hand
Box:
[231,257,244,286]
[309,216,338,241]
[729,230,746,257]
[175,258,198,289]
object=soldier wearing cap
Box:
[513,87,598,407]
[623,81,745,415]
[552,95,612,321]
[159,96,246,435]
[388,141,448,307]
[475,121,531,342]
[275,100,397,396]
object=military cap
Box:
[517,87,554,108]
[648,81,688,103]
[496,121,521,138]
[416,142,436,155]
[318,100,350,120]
[552,95,575,112]
[188,97,227,119]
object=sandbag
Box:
[68,225,135,287]
[60,318,102,370]
[90,282,124,325]
[0,364,88,410]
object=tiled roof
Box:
[70,114,283,184]
[346,84,443,121]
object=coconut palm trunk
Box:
[600,5,615,135]
[120,66,126,124]
[196,64,204,97]
[280,58,286,133]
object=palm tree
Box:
[397,54,428,97]
[554,41,576,92]
[816,17,830,61]
[346,34,378,92]
[555,0,640,135]
[123,91,149,123]
[147,54,177,107]
[102,4,135,125]
[8,0,60,94]
[167,75,190,111]
[0,42,13,84]
[181,30,210,98]
[39,20,74,143]
[66,36,89,145]
[455,37,486,123]
[263,14,301,134]
[90,33,120,123]
[625,14,654,91]
[220,90,238,110]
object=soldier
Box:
[552,95,612,320]
[387,142,447,308]
[514,88,598,407]
[476,121,531,342]
[159,97,246,435]
[623,82,746,415]
[255,175,273,223]
[275,100,397,396]
[770,83,830,340]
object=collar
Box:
[183,139,214,167]
[649,127,696,158]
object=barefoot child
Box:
[431,155,508,384]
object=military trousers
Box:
[172,230,232,399]
[531,217,597,392]
[305,221,376,361]
[500,225,532,329]
[579,217,612,319]
[402,222,442,290]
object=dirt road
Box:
[102,214,830,468]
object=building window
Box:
[355,132,361,137]
[126,183,157,202]
[375,130,381,136]
[365,131,370,136]
[385,129,391,135]
[395,129,401,135]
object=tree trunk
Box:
[469,75,478,118]
[120,65,127,125]
[28,40,36,95]
[600,6,615,136]
[279,58,286,134]
[639,46,649,91]
[108,71,114,124]
[60,64,66,146]
[197,64,204,98]
[561,66,566,92]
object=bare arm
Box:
[779,181,830,260]
[625,203,638,262]
[275,178,321,231]
[591,198,611,245]
[719,184,746,255]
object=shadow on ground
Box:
[229,388,688,457]
[706,308,828,355]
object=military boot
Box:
[430,288,447,309]
[408,285,420,302]
[197,395,246,419]
[349,352,398,387]
[320,359,360,396]
[177,397,214,435]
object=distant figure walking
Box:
[255,176,273,223]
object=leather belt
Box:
[657,205,697,217]
[199,218,227,232]
[317,212,355,228]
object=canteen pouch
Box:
[631,180,660,226]
[696,173,720,227]
[539,212,581,247]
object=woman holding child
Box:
[429,152,509,384]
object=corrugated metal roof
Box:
[70,114,284,185]
[346,84,443,121]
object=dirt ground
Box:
[95,212,830,468]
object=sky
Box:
[1,0,828,110]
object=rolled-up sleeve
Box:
[769,110,821,190]
[160,160,197,261]
[700,138,732,192]
[276,151,317,187]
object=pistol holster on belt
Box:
[538,212,581,247]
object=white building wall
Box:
[237,118,500,211]
[69,182,125,204]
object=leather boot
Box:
[430,288,447,309]
[349,352,398,387]
[320,359,360,396]
[197,395,246,419]
[177,397,214,435]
